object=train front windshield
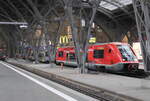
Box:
[117,45,137,61]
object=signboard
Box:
[132,42,143,60]
[89,37,96,43]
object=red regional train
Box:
[55,42,139,72]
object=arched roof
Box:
[0,0,136,45]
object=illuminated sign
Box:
[133,42,143,60]
[59,35,69,44]
[89,37,96,43]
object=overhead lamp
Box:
[19,24,28,28]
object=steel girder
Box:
[0,0,140,71]
[94,12,135,42]
[133,0,150,72]
[65,0,102,73]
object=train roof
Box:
[57,46,74,50]
[93,42,128,46]
[58,42,129,49]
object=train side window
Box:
[108,49,112,53]
[68,53,76,61]
[46,52,48,56]
[93,49,104,58]
[58,51,63,57]
[86,53,88,62]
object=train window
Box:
[93,49,104,58]
[58,51,63,57]
[108,49,112,53]
[46,52,48,56]
[86,53,88,62]
[67,53,76,61]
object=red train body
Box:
[55,42,139,72]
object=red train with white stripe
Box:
[55,42,139,72]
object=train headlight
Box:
[122,59,126,61]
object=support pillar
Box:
[133,0,150,71]
[66,0,101,73]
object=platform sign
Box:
[89,37,96,43]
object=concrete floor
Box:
[6,59,150,101]
[0,61,98,101]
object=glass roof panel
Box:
[100,0,132,11]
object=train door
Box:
[56,50,65,62]
[105,46,113,65]
[66,53,69,61]
[66,52,76,66]
[66,52,70,65]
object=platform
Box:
[6,59,150,101]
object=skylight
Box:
[100,0,132,11]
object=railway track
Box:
[119,70,149,78]
[8,62,141,101]
[63,64,149,79]
[88,69,149,79]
